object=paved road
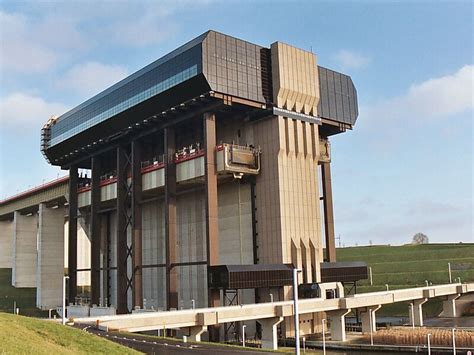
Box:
[77,325,277,354]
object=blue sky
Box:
[0,1,472,245]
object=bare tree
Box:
[412,233,429,244]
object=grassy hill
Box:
[0,312,139,354]
[335,243,474,316]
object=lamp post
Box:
[293,268,302,355]
[191,299,195,310]
[369,309,374,346]
[427,333,432,355]
[448,263,452,283]
[452,328,456,354]
[322,319,326,355]
[242,324,247,347]
[369,267,373,286]
[270,293,273,303]
[62,275,69,325]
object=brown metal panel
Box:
[67,167,78,303]
[321,162,336,262]
[90,156,101,305]
[164,128,178,310]
[204,112,220,342]
[131,140,143,309]
[116,145,129,313]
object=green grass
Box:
[333,243,474,317]
[0,312,139,354]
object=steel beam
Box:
[321,162,336,262]
[131,140,143,309]
[67,166,78,303]
[116,145,131,313]
[165,128,178,310]
[204,112,220,341]
[90,156,101,306]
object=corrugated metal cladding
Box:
[318,66,358,125]
[202,31,270,104]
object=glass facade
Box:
[49,35,205,148]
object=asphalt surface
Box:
[77,325,277,354]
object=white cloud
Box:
[363,65,474,122]
[333,49,371,70]
[0,93,69,131]
[58,62,128,97]
[0,12,59,73]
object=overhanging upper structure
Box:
[41,30,357,166]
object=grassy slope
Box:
[0,312,139,354]
[334,243,474,317]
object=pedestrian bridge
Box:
[74,282,474,350]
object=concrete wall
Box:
[12,211,37,287]
[142,200,166,310]
[64,219,91,288]
[0,219,13,268]
[36,204,65,309]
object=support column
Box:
[90,156,101,306]
[321,162,336,262]
[259,317,284,350]
[204,112,220,341]
[131,140,143,309]
[411,298,427,326]
[188,326,208,342]
[360,305,381,334]
[165,128,178,310]
[36,203,65,309]
[68,166,78,303]
[116,145,130,314]
[442,294,460,317]
[12,211,37,287]
[328,308,351,341]
[0,219,13,268]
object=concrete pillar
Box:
[0,219,13,268]
[259,317,284,350]
[328,308,351,341]
[411,298,427,326]
[360,305,381,334]
[36,204,65,309]
[188,325,207,342]
[442,294,460,317]
[12,211,37,287]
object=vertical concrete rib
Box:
[68,166,78,302]
[165,128,178,310]
[131,140,143,309]
[116,145,129,313]
[37,203,65,309]
[0,219,13,268]
[321,162,336,262]
[90,156,101,306]
[12,211,37,287]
